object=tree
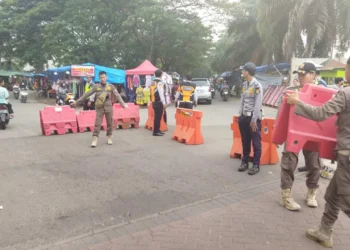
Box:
[211,0,350,72]
[0,0,65,71]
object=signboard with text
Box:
[71,65,95,77]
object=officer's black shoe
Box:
[298,166,308,172]
[159,131,165,135]
[153,132,164,136]
[248,165,260,175]
[238,162,249,172]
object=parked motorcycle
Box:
[0,104,10,130]
[56,90,75,106]
[221,88,229,102]
[13,85,20,100]
[20,88,28,103]
[65,91,75,105]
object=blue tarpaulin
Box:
[46,63,126,85]
[255,63,290,73]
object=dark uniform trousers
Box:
[179,102,194,109]
[280,149,321,189]
[238,115,261,165]
[152,102,163,133]
[163,110,167,124]
[321,153,350,228]
[83,100,95,111]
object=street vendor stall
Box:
[126,60,158,103]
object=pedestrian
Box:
[237,62,263,175]
[150,69,166,136]
[285,56,350,248]
[83,75,95,110]
[279,62,322,211]
[174,74,197,109]
[73,71,128,147]
[329,77,344,90]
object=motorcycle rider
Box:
[56,81,67,105]
[220,79,230,97]
[0,78,14,118]
[174,74,198,109]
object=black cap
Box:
[293,62,317,74]
[240,62,256,75]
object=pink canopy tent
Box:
[126,60,158,75]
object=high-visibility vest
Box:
[179,83,195,102]
[85,82,93,93]
[150,80,162,102]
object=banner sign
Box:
[71,65,95,77]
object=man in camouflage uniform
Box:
[74,71,128,147]
[278,62,322,211]
[286,57,350,248]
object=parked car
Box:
[192,78,212,104]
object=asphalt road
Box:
[0,92,300,249]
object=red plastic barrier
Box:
[272,84,338,160]
[113,103,140,129]
[40,106,78,136]
[76,110,107,133]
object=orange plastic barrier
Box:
[171,108,204,145]
[230,116,279,165]
[40,106,78,136]
[113,103,140,129]
[144,102,168,132]
[272,84,338,160]
[76,110,107,133]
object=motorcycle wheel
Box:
[22,97,27,103]
[0,123,6,130]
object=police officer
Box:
[73,71,128,147]
[150,69,166,136]
[286,57,350,248]
[238,62,263,175]
[175,74,198,109]
[83,75,95,110]
[279,62,322,211]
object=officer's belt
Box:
[242,111,252,116]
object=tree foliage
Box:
[0,0,213,74]
[211,0,350,72]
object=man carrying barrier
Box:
[285,56,350,248]
[174,74,198,109]
[72,71,128,147]
[277,62,322,212]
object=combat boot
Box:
[306,188,318,207]
[91,136,98,147]
[306,224,333,248]
[107,136,113,145]
[281,188,301,211]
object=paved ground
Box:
[36,179,350,250]
[1,91,314,250]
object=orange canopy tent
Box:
[126,60,158,75]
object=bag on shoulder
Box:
[95,85,111,108]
